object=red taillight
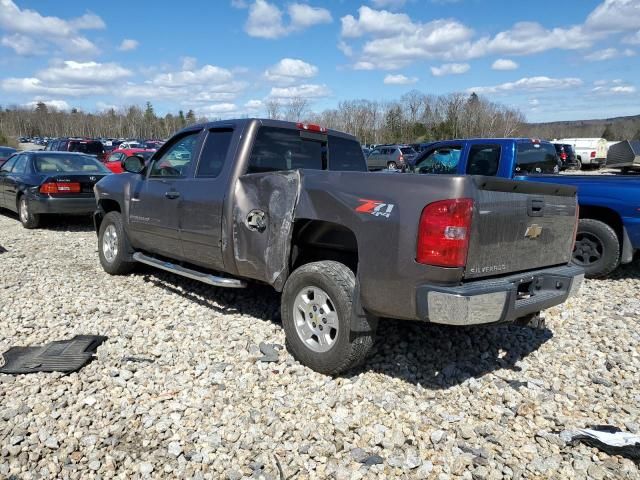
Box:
[590,151,596,158]
[416,198,473,267]
[39,182,81,194]
[296,122,327,133]
[560,152,567,161]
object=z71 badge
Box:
[355,199,395,218]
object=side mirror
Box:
[122,155,145,174]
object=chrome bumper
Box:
[417,265,584,326]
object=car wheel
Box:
[572,218,620,278]
[98,211,136,275]
[387,161,397,170]
[18,195,40,229]
[575,159,582,170]
[281,261,377,374]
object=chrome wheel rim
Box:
[387,162,397,170]
[102,224,118,263]
[19,197,28,223]
[293,286,339,353]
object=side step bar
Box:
[132,252,246,289]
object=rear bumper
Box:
[416,264,584,326]
[28,195,96,215]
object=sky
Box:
[0,0,639,123]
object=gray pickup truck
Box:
[94,119,583,374]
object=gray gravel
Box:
[1,212,639,479]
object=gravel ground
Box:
[0,212,639,480]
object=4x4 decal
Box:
[355,199,395,218]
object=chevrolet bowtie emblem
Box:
[525,224,543,239]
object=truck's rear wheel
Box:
[98,211,135,275]
[572,219,620,278]
[281,261,376,374]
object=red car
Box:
[103,148,156,173]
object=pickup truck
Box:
[93,119,583,374]
[411,138,640,278]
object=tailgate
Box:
[465,176,577,279]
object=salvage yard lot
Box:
[1,213,639,479]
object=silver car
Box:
[366,145,417,171]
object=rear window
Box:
[515,143,559,174]
[328,135,366,171]
[248,127,324,173]
[34,154,110,174]
[400,147,416,155]
[68,141,104,155]
[466,144,500,176]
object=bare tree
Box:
[284,96,310,122]
[265,99,282,120]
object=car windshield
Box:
[515,143,559,174]
[33,154,110,174]
[68,141,104,155]
[0,147,16,158]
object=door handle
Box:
[165,191,180,200]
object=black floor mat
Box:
[0,335,107,374]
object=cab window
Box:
[196,129,233,177]
[150,131,200,177]
[414,146,462,174]
[466,144,500,176]
[247,127,324,173]
[515,142,559,174]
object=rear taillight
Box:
[39,182,81,194]
[416,198,473,267]
[399,154,404,163]
[590,151,596,158]
[560,152,567,161]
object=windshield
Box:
[414,146,462,174]
[34,154,110,174]
[0,147,16,158]
[515,143,559,174]
[68,141,104,155]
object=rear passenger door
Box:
[179,128,234,271]
[0,156,18,208]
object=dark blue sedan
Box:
[0,151,111,228]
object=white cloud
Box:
[244,0,331,39]
[0,0,104,55]
[2,61,132,96]
[430,62,470,76]
[24,99,70,111]
[244,99,263,109]
[264,58,318,84]
[118,39,138,51]
[370,0,406,9]
[585,0,640,32]
[383,74,418,85]
[468,76,583,95]
[152,65,234,87]
[592,79,637,94]
[231,0,248,8]
[341,6,416,38]
[610,85,636,93]
[198,103,237,115]
[585,47,635,61]
[491,58,518,70]
[623,30,640,44]
[269,83,330,99]
[529,98,540,106]
[0,33,43,55]
[288,3,332,29]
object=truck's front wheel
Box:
[98,211,136,275]
[572,218,620,278]
[281,261,376,375]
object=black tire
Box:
[98,211,136,275]
[281,261,376,375]
[572,218,620,278]
[575,159,582,170]
[17,194,40,229]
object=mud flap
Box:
[233,171,300,291]
[350,275,379,334]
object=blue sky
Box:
[0,0,639,122]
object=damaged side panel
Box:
[232,171,300,290]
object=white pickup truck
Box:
[555,138,608,168]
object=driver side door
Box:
[127,130,203,259]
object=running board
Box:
[132,252,246,288]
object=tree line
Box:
[3,90,636,148]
